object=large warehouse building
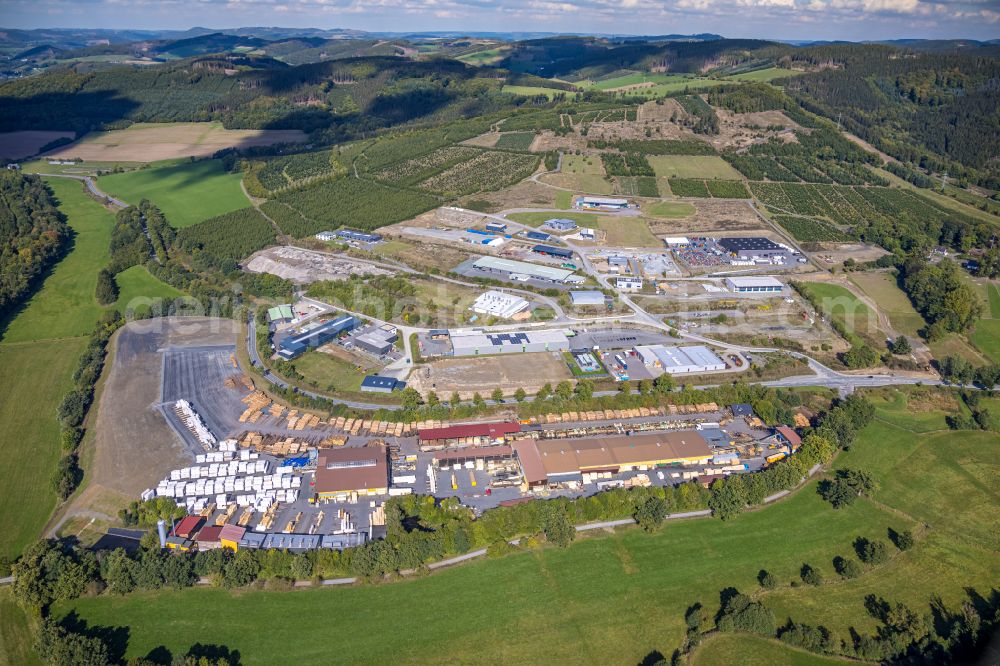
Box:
[471,256,575,283]
[450,330,570,356]
[277,315,357,360]
[314,445,389,501]
[717,237,791,263]
[471,291,531,318]
[634,345,727,374]
[577,196,629,210]
[513,431,713,485]
[726,276,784,293]
[419,421,522,450]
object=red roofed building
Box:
[775,425,802,451]
[315,445,389,501]
[171,515,203,539]
[418,421,521,450]
[195,525,224,550]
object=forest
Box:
[779,45,1000,188]
[0,172,69,322]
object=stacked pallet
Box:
[318,435,348,447]
[239,432,264,449]
[238,391,271,424]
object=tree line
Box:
[0,172,70,322]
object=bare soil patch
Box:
[244,246,395,284]
[0,130,76,160]
[87,317,236,502]
[408,352,572,398]
[810,243,891,267]
[456,178,558,212]
[44,122,307,162]
[709,109,801,152]
[646,199,770,235]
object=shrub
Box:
[800,563,823,586]
[833,555,862,579]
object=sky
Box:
[1,0,998,41]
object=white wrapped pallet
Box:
[170,469,181,481]
[180,467,190,479]
[288,489,298,503]
[291,477,301,488]
[215,493,227,506]
[239,450,250,461]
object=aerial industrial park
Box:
[1,22,998,665]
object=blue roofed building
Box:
[277,315,357,361]
[360,375,406,393]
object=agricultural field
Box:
[98,159,249,228]
[771,215,850,243]
[0,129,75,161]
[56,391,995,664]
[644,201,696,218]
[274,178,440,236]
[848,272,926,338]
[0,177,113,560]
[255,150,342,192]
[968,282,1000,362]
[419,151,539,197]
[614,176,659,198]
[373,146,479,187]
[648,155,743,180]
[176,207,276,263]
[494,132,536,151]
[42,122,307,162]
[667,179,710,197]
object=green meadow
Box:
[97,159,248,228]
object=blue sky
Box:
[2,0,998,41]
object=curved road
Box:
[38,173,129,208]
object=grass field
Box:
[848,272,925,338]
[874,167,1000,227]
[501,85,564,100]
[765,417,999,638]
[644,201,696,218]
[0,588,41,666]
[543,154,613,194]
[691,633,844,666]
[969,319,1000,362]
[969,282,1000,362]
[582,73,726,96]
[291,350,367,393]
[0,177,114,560]
[797,281,881,344]
[98,159,248,228]
[507,211,608,228]
[727,67,800,82]
[597,217,660,247]
[928,333,989,366]
[648,155,743,181]
[554,190,573,209]
[113,265,184,312]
